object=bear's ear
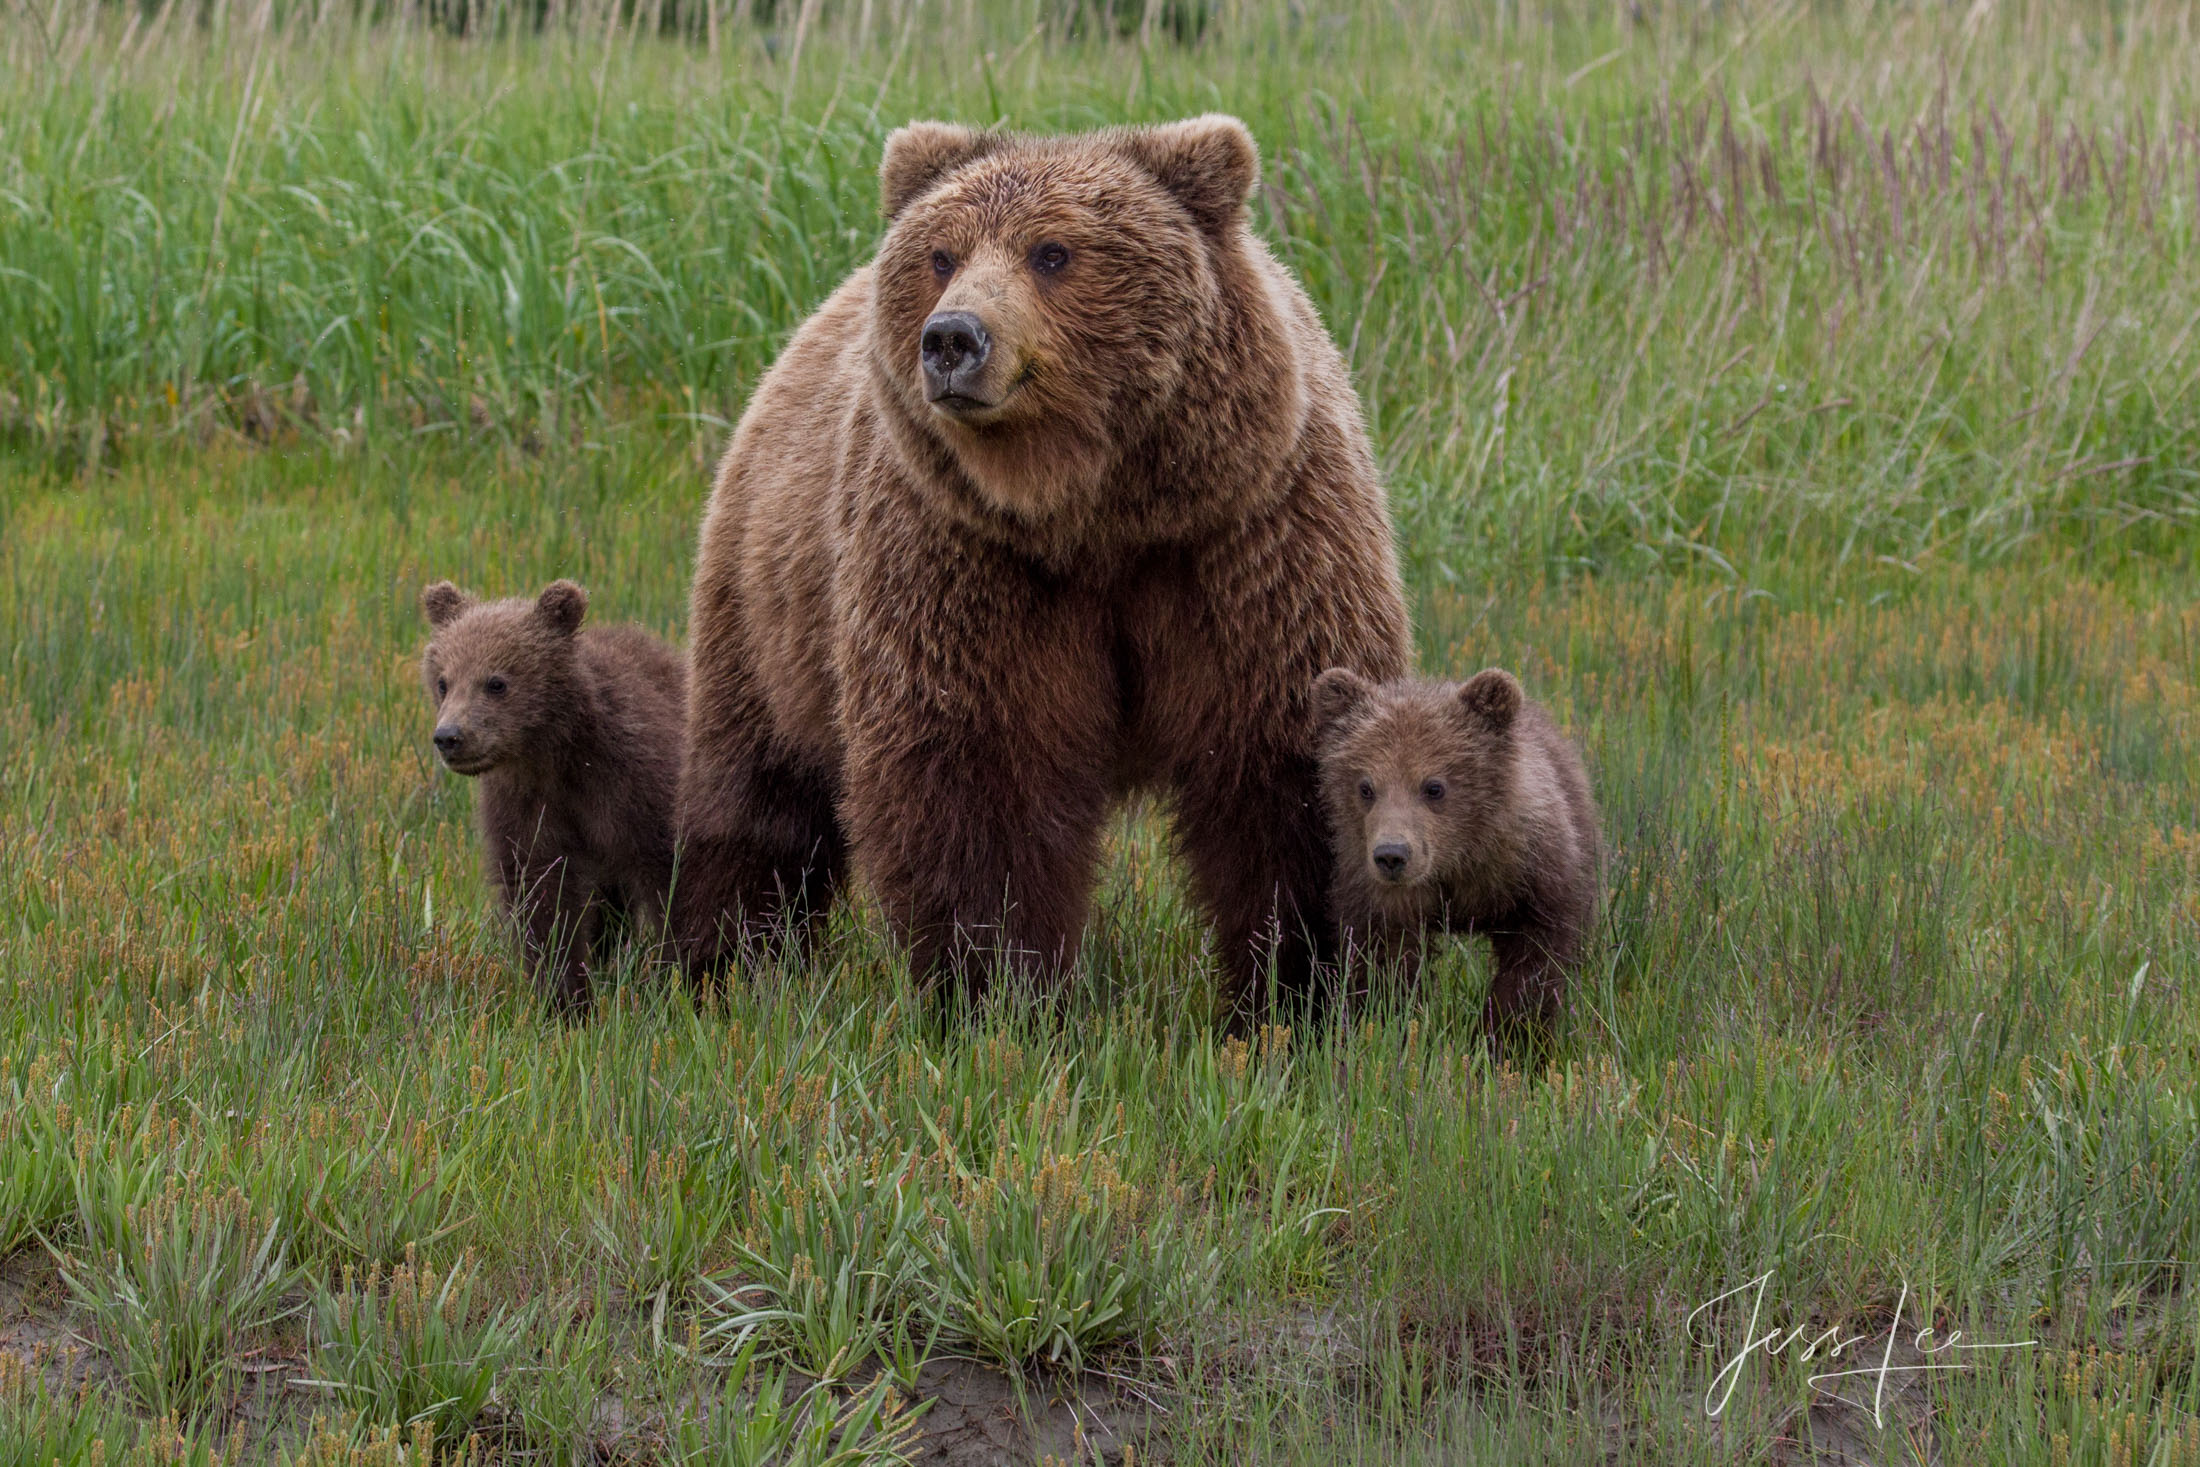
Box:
[536,580,588,637]
[1118,114,1260,237]
[1458,669,1523,732]
[880,122,1004,220]
[1311,666,1374,736]
[422,581,472,628]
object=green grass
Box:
[3,1,2199,1462]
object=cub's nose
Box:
[1371,842,1410,880]
[433,725,465,758]
[920,310,991,395]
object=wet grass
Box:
[3,0,2199,1462]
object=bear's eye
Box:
[930,249,956,279]
[1030,241,1071,276]
[484,676,508,697]
[435,676,448,699]
[1357,778,1375,806]
[1422,779,1447,803]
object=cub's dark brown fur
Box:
[1313,667,1600,1047]
[675,115,1410,1010]
[421,580,686,1016]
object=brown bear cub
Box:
[420,580,686,1017]
[1312,667,1600,1049]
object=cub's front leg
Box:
[1482,926,1578,1060]
[1330,885,1434,1013]
[500,856,605,1018]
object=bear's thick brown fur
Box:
[1313,667,1601,1046]
[675,115,1410,1008]
[422,580,687,1016]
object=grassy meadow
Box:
[3,0,2199,1461]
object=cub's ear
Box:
[1458,669,1523,731]
[421,581,472,628]
[1311,666,1374,736]
[1118,114,1260,237]
[536,580,588,637]
[880,122,1004,219]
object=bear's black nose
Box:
[433,725,465,757]
[1372,842,1410,880]
[921,311,991,397]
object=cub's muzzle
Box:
[434,724,488,774]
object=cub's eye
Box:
[484,676,508,697]
[1357,778,1375,806]
[435,676,448,699]
[1421,779,1447,803]
[1030,241,1070,276]
[931,249,955,278]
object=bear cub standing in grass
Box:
[1313,667,1600,1049]
[421,580,686,1017]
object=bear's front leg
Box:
[1333,904,1430,1011]
[1482,927,1576,1059]
[671,733,845,975]
[1173,743,1341,1026]
[672,562,847,979]
[843,730,1114,996]
[505,861,604,1019]
[834,539,1117,999]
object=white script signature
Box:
[1687,1272,2035,1426]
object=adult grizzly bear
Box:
[675,115,1409,1010]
